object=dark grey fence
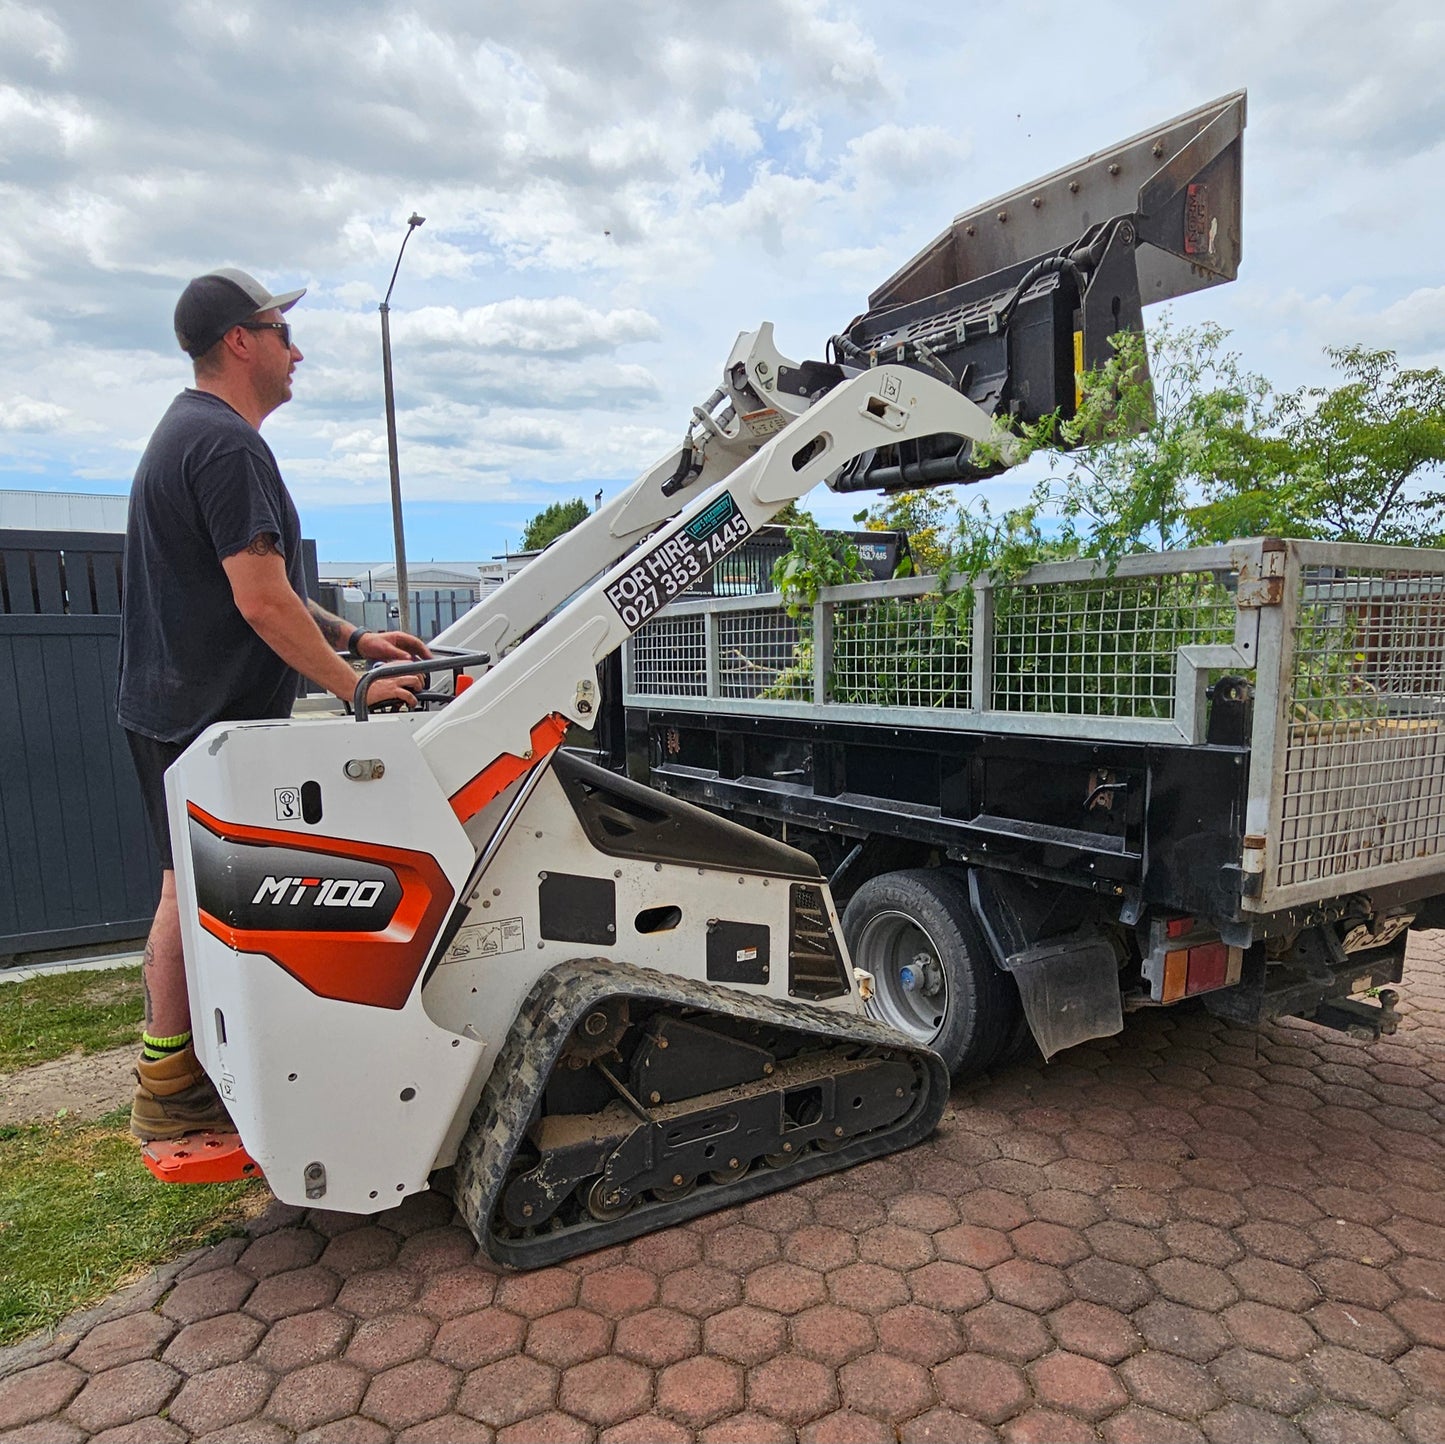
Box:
[0,529,321,956]
[0,529,159,956]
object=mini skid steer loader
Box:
[149,93,1245,1266]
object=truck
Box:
[151,92,1297,1265]
[608,529,1445,1075]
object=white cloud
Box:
[0,396,71,432]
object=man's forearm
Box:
[247,593,366,700]
[306,599,355,652]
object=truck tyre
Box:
[842,868,1018,1078]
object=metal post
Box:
[379,213,425,636]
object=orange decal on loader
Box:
[448,714,570,824]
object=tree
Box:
[521,498,590,551]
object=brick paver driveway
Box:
[5,932,1445,1443]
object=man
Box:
[118,267,428,1142]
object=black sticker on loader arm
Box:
[604,491,753,631]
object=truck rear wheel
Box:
[843,868,1018,1078]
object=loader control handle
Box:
[352,647,492,721]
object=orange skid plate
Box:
[142,1132,262,1184]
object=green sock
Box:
[142,1030,192,1061]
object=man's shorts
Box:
[125,730,189,871]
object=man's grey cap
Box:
[174,267,306,359]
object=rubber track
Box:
[452,958,949,1268]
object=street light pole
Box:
[380,212,425,635]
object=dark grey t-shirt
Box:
[117,389,306,744]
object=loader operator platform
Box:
[116,266,428,1143]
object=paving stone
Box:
[626,1227,704,1275]
[1398,1400,1445,1443]
[396,1413,495,1442]
[90,1419,188,1443]
[962,1301,1053,1364]
[660,1263,743,1318]
[791,1304,876,1367]
[1102,1405,1209,1443]
[577,1263,659,1318]
[1302,1344,1407,1414]
[907,1260,990,1313]
[295,1412,391,1443]
[396,1226,477,1275]
[319,1226,400,1277]
[68,1314,177,1374]
[457,1356,559,1428]
[65,1361,181,1434]
[1119,1349,1223,1418]
[493,1410,587,1443]
[1200,1401,1308,1443]
[1391,1295,1445,1349]
[823,1262,906,1316]
[1087,1220,1169,1268]
[1306,1301,1409,1360]
[1397,1345,1445,1398]
[1296,1403,1406,1444]
[253,1310,351,1370]
[1067,1256,1155,1312]
[363,1357,461,1431]
[239,1228,323,1278]
[1047,1299,1143,1363]
[702,1305,786,1366]
[557,1355,652,1427]
[936,1223,1014,1270]
[987,1257,1071,1313]
[492,1269,579,1320]
[342,1311,437,1371]
[1135,1301,1232,1364]
[0,1423,85,1444]
[876,1303,961,1366]
[523,1307,612,1368]
[1010,1220,1090,1267]
[161,1313,265,1374]
[858,1224,934,1271]
[836,1352,933,1422]
[433,1308,527,1369]
[243,1266,340,1323]
[748,1354,839,1425]
[334,1267,420,1318]
[1227,1257,1321,1312]
[698,1409,793,1442]
[1151,1258,1241,1311]
[656,1356,744,1428]
[414,1266,497,1321]
[704,1224,781,1274]
[612,1306,701,1367]
[166,1362,273,1435]
[999,1405,1099,1442]
[0,1362,87,1431]
[1029,1348,1129,1419]
[888,1191,959,1232]
[899,1406,999,1443]
[1209,1346,1318,1414]
[265,1360,369,1433]
[160,1269,255,1325]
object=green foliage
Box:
[770,513,868,618]
[521,497,590,551]
[1192,345,1445,546]
[0,967,142,1073]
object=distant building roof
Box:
[319,561,487,589]
[0,489,129,533]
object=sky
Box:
[2,0,1444,565]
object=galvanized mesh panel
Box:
[1278,567,1445,888]
[631,613,707,696]
[832,595,973,708]
[720,607,808,700]
[990,571,1238,717]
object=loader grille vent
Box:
[788,883,850,1001]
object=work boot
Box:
[131,1044,234,1141]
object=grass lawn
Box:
[0,1109,265,1345]
[0,965,145,1073]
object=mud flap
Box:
[452,958,948,1268]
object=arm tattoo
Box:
[307,598,350,649]
[244,532,282,556]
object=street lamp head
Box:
[408,213,426,228]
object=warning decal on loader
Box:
[443,917,526,965]
[604,490,753,630]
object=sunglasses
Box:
[239,320,292,348]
